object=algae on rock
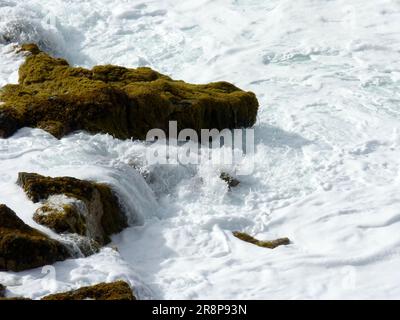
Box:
[41,281,135,300]
[0,44,259,139]
[17,172,128,246]
[33,195,88,236]
[233,231,290,249]
[0,204,70,272]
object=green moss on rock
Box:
[41,281,136,300]
[0,107,21,138]
[36,120,68,139]
[0,44,259,139]
[0,284,5,298]
[17,43,41,55]
[232,231,290,249]
[0,204,70,272]
[17,172,95,203]
[17,172,127,245]
[33,201,87,236]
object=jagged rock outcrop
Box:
[17,172,127,247]
[0,204,70,271]
[232,231,290,249]
[0,44,259,139]
[41,281,135,300]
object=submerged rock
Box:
[17,172,128,246]
[0,204,70,272]
[41,281,136,300]
[220,172,240,189]
[0,44,259,139]
[232,231,290,249]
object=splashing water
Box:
[1,0,400,299]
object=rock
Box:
[36,120,68,139]
[220,172,240,189]
[17,172,128,245]
[232,231,290,249]
[17,43,42,55]
[41,281,136,300]
[33,195,101,256]
[33,195,87,236]
[0,44,259,139]
[0,284,5,298]
[0,204,70,272]
[61,233,101,257]
[0,108,20,138]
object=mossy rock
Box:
[17,172,95,203]
[33,197,87,236]
[0,204,70,272]
[41,281,136,300]
[17,43,42,55]
[18,172,127,245]
[0,44,259,139]
[232,231,290,249]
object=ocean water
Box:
[1,0,400,299]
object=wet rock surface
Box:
[41,281,135,300]
[233,231,290,249]
[0,204,70,272]
[0,44,259,139]
[17,172,128,246]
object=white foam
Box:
[1,0,400,299]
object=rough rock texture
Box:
[33,195,87,236]
[0,44,259,139]
[41,281,136,300]
[232,231,290,249]
[0,204,70,272]
[17,172,127,245]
